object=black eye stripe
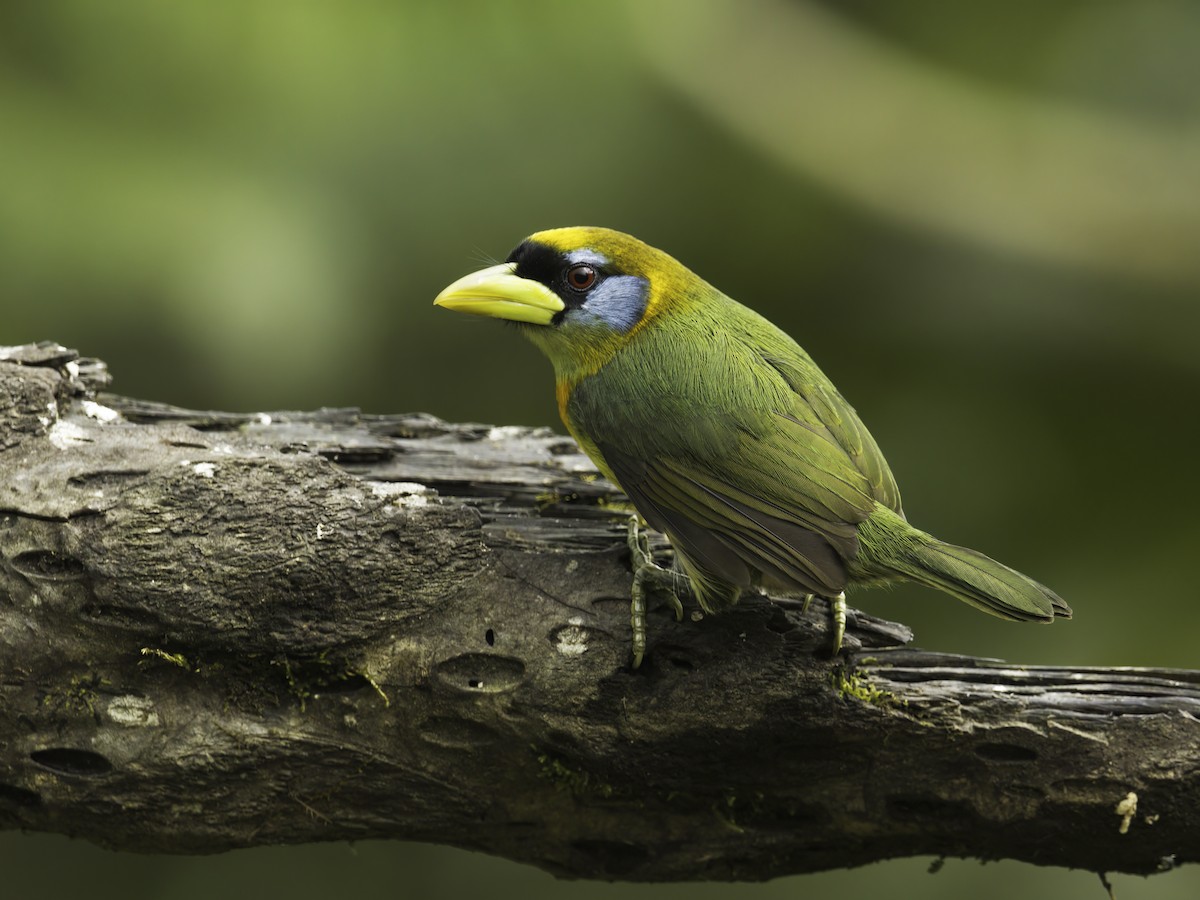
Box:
[507,240,562,285]
[505,240,607,314]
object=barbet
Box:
[435,227,1070,665]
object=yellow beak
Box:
[433,262,565,326]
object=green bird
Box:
[434,227,1070,666]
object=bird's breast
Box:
[555,375,622,488]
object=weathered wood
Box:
[0,342,1194,880]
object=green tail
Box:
[858,507,1072,622]
[905,540,1071,621]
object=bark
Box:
[0,341,1195,881]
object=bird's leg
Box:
[830,591,846,655]
[799,592,846,655]
[627,516,687,668]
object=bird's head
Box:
[434,227,702,379]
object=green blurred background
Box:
[3,0,1197,897]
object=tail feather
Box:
[904,540,1072,622]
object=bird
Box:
[433,227,1070,666]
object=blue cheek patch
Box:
[576,275,650,333]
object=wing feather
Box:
[601,443,848,604]
[761,353,903,514]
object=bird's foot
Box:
[799,591,846,655]
[627,516,687,668]
[830,591,846,656]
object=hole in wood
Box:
[485,628,495,646]
[11,550,88,581]
[30,748,113,777]
[434,653,526,694]
[68,470,148,489]
[764,613,795,634]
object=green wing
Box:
[758,351,903,516]
[569,294,901,606]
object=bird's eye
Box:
[566,264,597,292]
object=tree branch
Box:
[0,342,1195,880]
